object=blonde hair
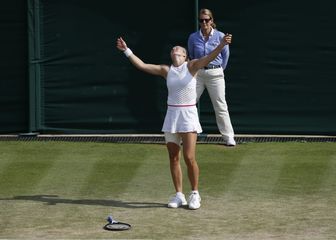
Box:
[199,8,216,29]
[171,46,189,61]
[171,46,187,57]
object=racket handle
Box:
[107,215,113,224]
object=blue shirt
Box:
[187,28,230,70]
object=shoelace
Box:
[189,193,200,202]
[170,196,181,203]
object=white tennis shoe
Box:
[224,137,236,146]
[188,192,201,210]
[167,193,187,208]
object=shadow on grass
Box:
[0,195,166,209]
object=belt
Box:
[204,64,221,70]
[167,104,196,107]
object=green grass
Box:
[0,141,335,239]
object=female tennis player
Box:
[116,33,232,210]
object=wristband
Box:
[123,48,133,57]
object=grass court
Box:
[0,141,335,239]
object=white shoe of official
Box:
[224,137,236,146]
[188,192,201,210]
[168,193,187,208]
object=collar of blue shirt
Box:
[199,28,214,40]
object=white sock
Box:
[176,192,184,197]
[191,190,199,195]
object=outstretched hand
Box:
[116,37,128,51]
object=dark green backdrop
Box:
[1,0,335,134]
[0,0,28,133]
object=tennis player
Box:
[116,34,232,209]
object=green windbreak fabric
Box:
[199,0,336,134]
[2,0,336,134]
[36,0,194,133]
[0,1,28,133]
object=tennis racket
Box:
[103,216,131,231]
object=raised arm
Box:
[116,37,169,78]
[187,34,232,76]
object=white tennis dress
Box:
[161,62,202,133]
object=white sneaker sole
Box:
[167,200,187,208]
[167,203,179,208]
[188,203,201,210]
